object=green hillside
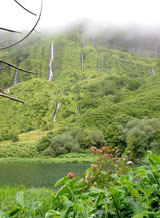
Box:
[1,27,160,158]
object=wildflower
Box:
[114,157,120,161]
[67,172,75,179]
[101,146,107,152]
[97,149,102,154]
[127,161,133,165]
[90,146,97,153]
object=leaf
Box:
[60,200,73,218]
[150,153,160,165]
[133,211,148,218]
[135,167,146,177]
[55,176,69,187]
[89,187,104,194]
[103,204,109,218]
[7,208,21,217]
[16,191,24,207]
[94,193,104,208]
[130,187,140,199]
[54,185,67,199]
[111,174,120,184]
[0,210,9,218]
[28,201,43,216]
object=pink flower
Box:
[97,149,102,154]
[67,172,75,179]
[90,146,97,153]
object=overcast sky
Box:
[0,0,160,31]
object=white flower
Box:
[127,160,133,165]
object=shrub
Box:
[119,118,160,157]
[88,130,106,148]
[50,132,81,156]
[12,134,19,142]
[37,131,57,153]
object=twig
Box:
[13,0,37,16]
[0,88,6,94]
[0,0,43,50]
[0,60,36,74]
[0,27,21,34]
[0,93,24,103]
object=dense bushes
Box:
[37,128,107,157]
[119,118,160,157]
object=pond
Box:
[0,162,90,189]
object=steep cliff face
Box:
[1,25,160,145]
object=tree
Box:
[0,0,43,103]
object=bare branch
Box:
[0,60,37,74]
[13,0,37,16]
[0,88,6,94]
[0,0,43,50]
[0,93,24,103]
[0,27,21,34]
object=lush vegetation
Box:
[1,26,160,159]
[0,149,160,217]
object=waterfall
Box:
[53,100,60,122]
[152,67,156,75]
[13,69,19,85]
[80,31,85,48]
[80,31,85,73]
[115,60,120,74]
[81,76,85,80]
[58,91,60,96]
[81,52,85,72]
[104,56,106,68]
[48,40,54,81]
[98,54,101,70]
[78,105,80,114]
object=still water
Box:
[0,162,90,188]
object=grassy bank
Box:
[0,156,94,163]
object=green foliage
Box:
[1,152,160,217]
[37,131,56,153]
[48,132,81,156]
[88,130,106,148]
[12,134,19,142]
[1,29,160,159]
[119,118,160,157]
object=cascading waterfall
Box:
[103,56,106,68]
[53,100,61,122]
[115,61,120,74]
[152,67,156,75]
[81,75,85,80]
[48,40,54,81]
[77,105,80,114]
[13,69,19,85]
[80,31,85,48]
[81,52,85,72]
[98,54,101,70]
[80,31,85,73]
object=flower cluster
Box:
[67,172,75,179]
